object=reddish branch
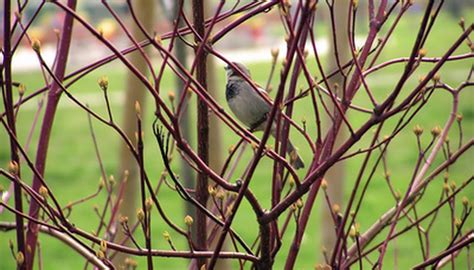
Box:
[2,1,26,269]
[25,1,77,268]
[0,1,472,269]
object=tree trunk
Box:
[320,0,349,258]
[113,0,155,267]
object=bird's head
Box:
[224,62,251,80]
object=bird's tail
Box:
[287,140,305,169]
[271,124,304,170]
[270,126,305,169]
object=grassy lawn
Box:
[1,10,473,270]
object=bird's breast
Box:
[226,82,240,101]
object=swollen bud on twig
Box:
[109,175,116,188]
[443,182,450,193]
[96,250,105,260]
[431,125,442,137]
[145,197,153,212]
[53,29,60,38]
[432,73,441,83]
[98,76,109,91]
[349,223,360,239]
[184,215,193,227]
[168,91,175,103]
[321,179,328,190]
[296,199,304,209]
[154,34,162,46]
[16,251,24,266]
[462,196,469,207]
[39,185,49,199]
[163,231,171,241]
[18,84,26,96]
[119,215,129,225]
[135,101,142,119]
[352,0,359,9]
[332,204,341,215]
[137,209,145,223]
[450,180,457,191]
[208,185,217,197]
[186,87,193,96]
[98,177,105,189]
[8,161,19,175]
[458,17,465,28]
[282,59,288,70]
[456,113,463,122]
[418,48,427,57]
[32,39,41,52]
[271,47,280,59]
[413,125,423,136]
[418,75,426,83]
[454,218,462,229]
[350,210,356,218]
[100,240,107,253]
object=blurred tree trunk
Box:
[167,0,196,226]
[113,0,155,267]
[321,1,349,258]
[206,55,231,270]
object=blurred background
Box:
[2,0,469,72]
[1,0,473,269]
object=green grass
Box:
[1,9,473,270]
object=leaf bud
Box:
[184,215,193,226]
[98,76,109,91]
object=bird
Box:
[224,62,305,169]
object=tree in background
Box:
[114,0,155,267]
[0,1,473,269]
[320,0,350,258]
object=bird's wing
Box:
[255,86,273,104]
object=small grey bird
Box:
[224,62,305,169]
